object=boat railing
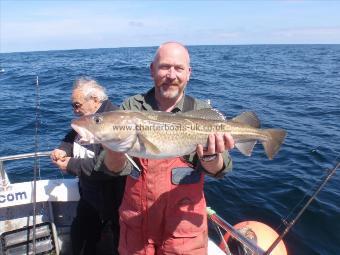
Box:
[0,151,52,191]
[207,207,267,255]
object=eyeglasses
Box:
[71,102,83,110]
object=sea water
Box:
[1,45,339,254]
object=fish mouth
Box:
[71,123,96,145]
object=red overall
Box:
[119,157,208,255]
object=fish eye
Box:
[92,115,103,124]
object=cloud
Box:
[275,26,340,38]
[271,26,340,43]
[128,21,144,28]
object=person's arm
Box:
[104,150,129,173]
[52,129,104,176]
[51,130,76,171]
[196,133,234,178]
[66,157,97,176]
[189,99,233,177]
[50,149,67,162]
[52,146,100,176]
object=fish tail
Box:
[262,129,287,160]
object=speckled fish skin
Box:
[71,109,287,160]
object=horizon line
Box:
[1,43,340,54]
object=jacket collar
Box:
[138,87,186,113]
[96,99,118,113]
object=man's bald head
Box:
[153,42,190,67]
[150,42,192,108]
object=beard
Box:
[160,86,180,99]
[159,82,186,99]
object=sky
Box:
[1,0,340,53]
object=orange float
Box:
[219,221,288,255]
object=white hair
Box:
[73,76,108,101]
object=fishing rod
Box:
[32,75,41,254]
[264,160,340,255]
[209,159,339,255]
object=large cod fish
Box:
[71,108,287,160]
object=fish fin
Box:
[180,108,226,120]
[262,129,287,160]
[232,112,260,128]
[137,134,161,154]
[124,154,141,172]
[235,141,257,156]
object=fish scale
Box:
[71,109,287,160]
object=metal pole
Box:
[264,162,339,255]
[0,151,52,191]
[0,160,10,190]
[207,207,266,255]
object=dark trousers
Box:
[71,176,126,255]
[71,199,102,255]
[102,177,126,255]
